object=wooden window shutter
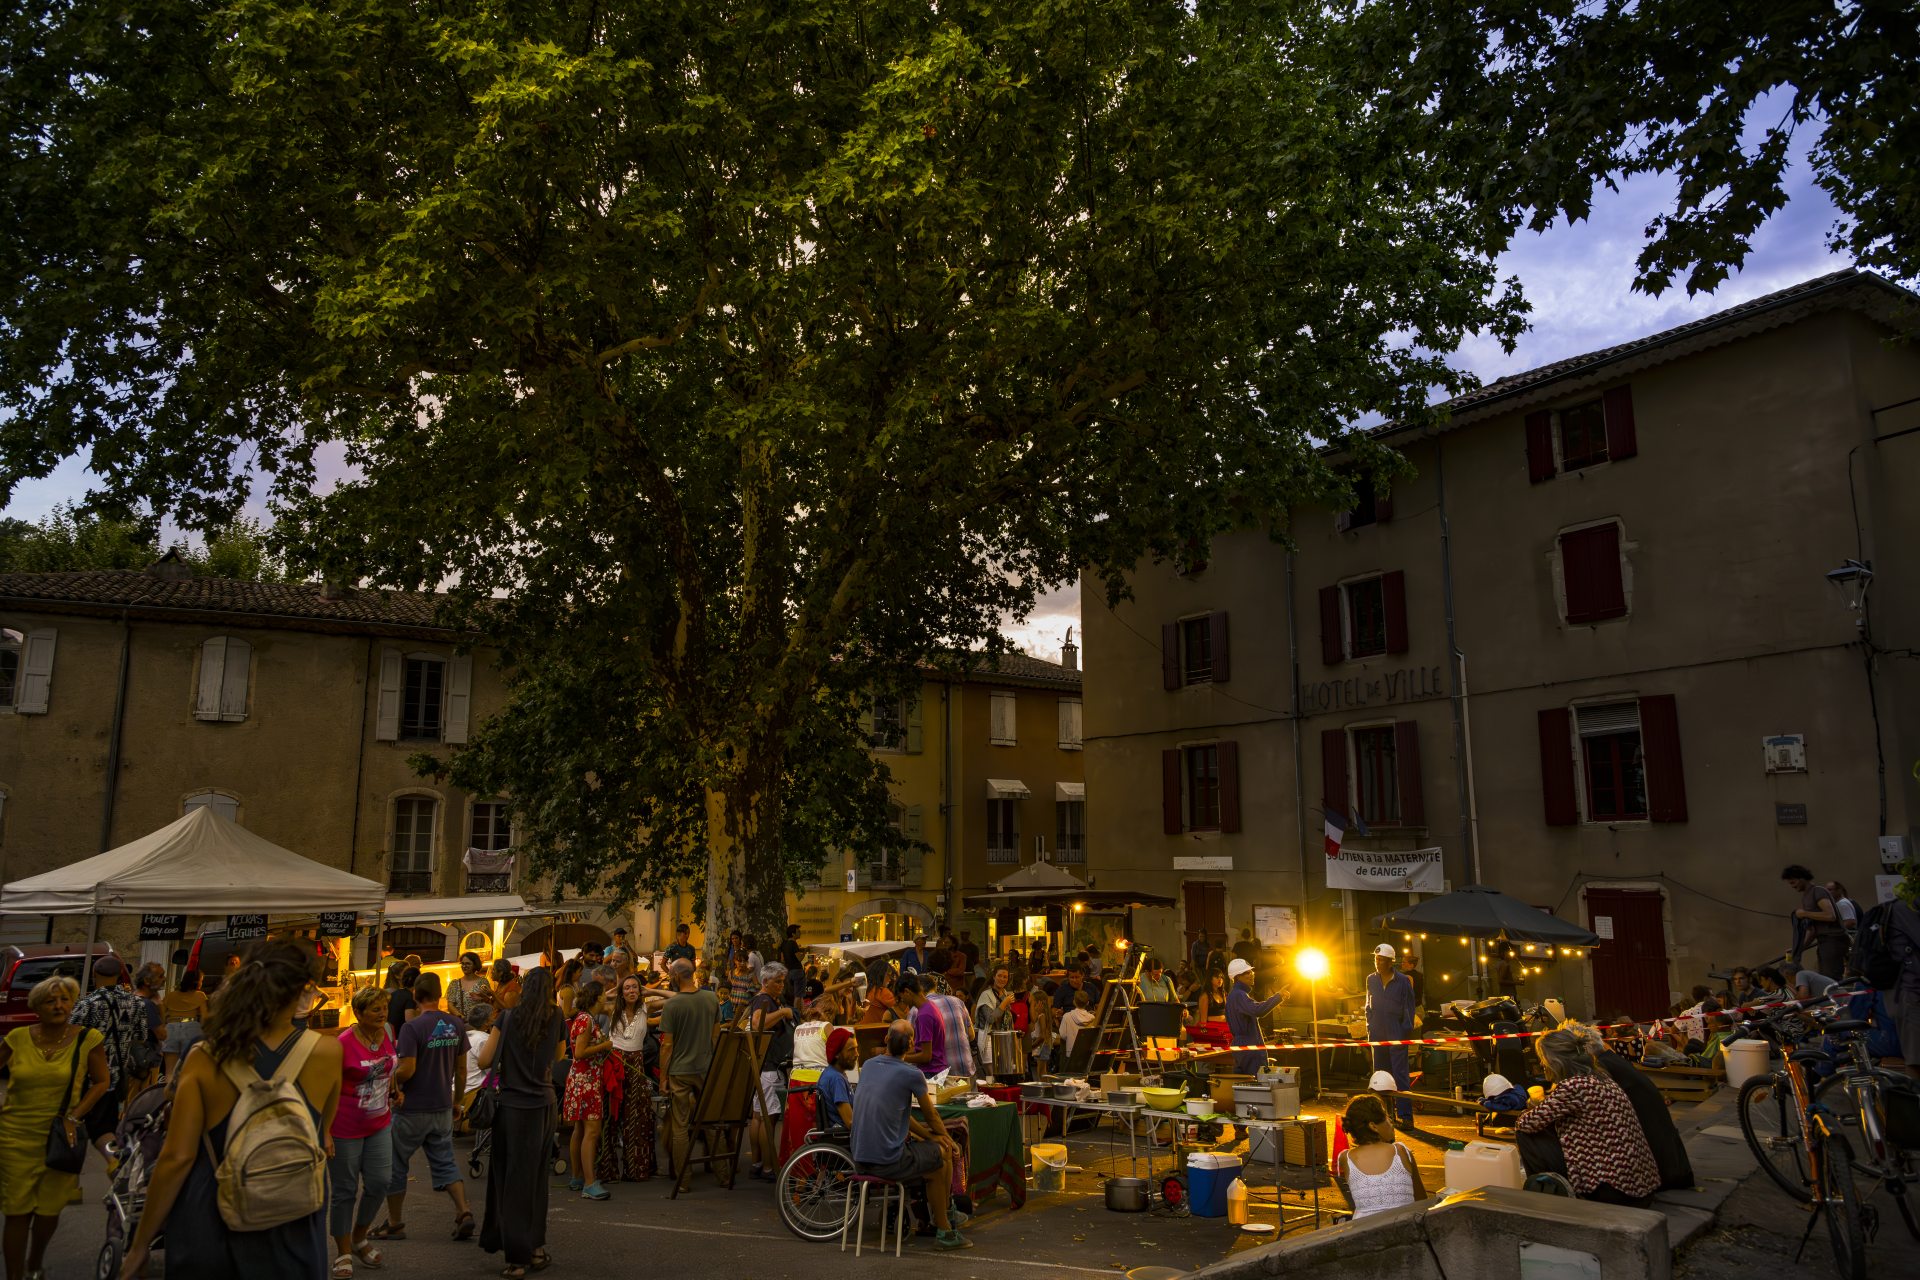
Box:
[1321,729,1349,816]
[902,804,926,885]
[445,653,473,744]
[1161,749,1183,834]
[1393,720,1425,826]
[1603,385,1638,462]
[856,694,875,743]
[1209,610,1231,684]
[1161,623,1181,690]
[375,648,403,741]
[1218,740,1241,833]
[1376,488,1394,523]
[1537,708,1578,826]
[1526,411,1556,483]
[217,637,251,721]
[905,690,924,753]
[1383,570,1409,654]
[16,629,56,715]
[1640,694,1689,822]
[1318,587,1342,665]
[1562,524,1626,624]
[194,637,229,721]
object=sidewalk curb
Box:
[1654,1087,1751,1251]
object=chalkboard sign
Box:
[318,912,358,938]
[139,914,186,941]
[225,913,269,941]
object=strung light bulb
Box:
[1523,944,1535,953]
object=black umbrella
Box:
[1372,884,1599,945]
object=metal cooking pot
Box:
[987,1029,1029,1077]
[1105,1176,1152,1212]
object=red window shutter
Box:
[1209,610,1231,684]
[1161,749,1183,834]
[1218,740,1241,833]
[1394,720,1425,826]
[1321,729,1349,816]
[1319,586,1342,665]
[1526,410,1556,483]
[1161,622,1180,690]
[1383,570,1409,654]
[1537,708,1578,826]
[1603,385,1638,462]
[1376,488,1394,523]
[1640,694,1688,823]
[1562,524,1625,624]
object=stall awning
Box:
[987,778,1032,799]
[379,895,560,925]
[1055,781,1085,801]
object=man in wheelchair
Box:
[814,1028,857,1137]
[848,1020,973,1250]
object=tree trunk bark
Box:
[702,758,790,966]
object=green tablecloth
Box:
[938,1101,1028,1208]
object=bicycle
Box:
[1812,997,1920,1241]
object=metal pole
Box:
[81,910,100,996]
[1310,978,1321,1101]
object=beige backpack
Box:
[203,1030,328,1231]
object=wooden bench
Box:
[1638,1063,1724,1105]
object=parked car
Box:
[1,943,120,1030]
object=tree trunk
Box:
[702,762,790,967]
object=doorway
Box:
[1585,888,1670,1020]
[1183,881,1226,970]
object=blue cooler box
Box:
[1187,1154,1243,1218]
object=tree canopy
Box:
[0,504,290,579]
[7,0,1570,940]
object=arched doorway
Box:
[838,897,936,943]
[518,921,612,957]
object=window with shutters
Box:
[870,802,909,887]
[1577,702,1648,821]
[193,636,253,722]
[1351,725,1400,826]
[183,790,241,823]
[1056,800,1086,864]
[1057,698,1083,750]
[401,657,445,741]
[466,800,513,893]
[1560,522,1628,624]
[1179,616,1214,683]
[987,798,1020,863]
[1184,744,1221,831]
[1344,577,1388,658]
[870,693,908,751]
[390,794,440,894]
[0,630,19,710]
[989,690,1017,746]
[1557,398,1609,471]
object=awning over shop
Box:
[1373,884,1600,945]
[986,778,1031,799]
[379,895,561,925]
[961,858,1175,911]
[1054,781,1085,801]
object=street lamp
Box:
[1825,558,1887,835]
[1296,947,1330,1100]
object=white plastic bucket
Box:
[1723,1038,1771,1089]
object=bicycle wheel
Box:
[776,1141,857,1241]
[1739,1074,1813,1202]
[1819,1131,1869,1280]
[1813,1069,1920,1241]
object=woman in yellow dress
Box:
[0,974,111,1280]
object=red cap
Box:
[825,1027,855,1063]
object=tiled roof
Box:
[1378,268,1919,440]
[939,649,1083,689]
[0,570,461,635]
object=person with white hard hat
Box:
[1225,958,1291,1076]
[1365,943,1417,1128]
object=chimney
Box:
[1060,626,1078,672]
[319,579,353,601]
[145,550,193,581]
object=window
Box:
[1185,744,1221,831]
[3,628,55,715]
[1344,578,1387,658]
[989,690,1017,746]
[872,803,909,887]
[390,795,439,894]
[381,926,449,963]
[1180,617,1214,683]
[1057,698,1083,750]
[183,790,240,823]
[0,630,19,709]
[401,657,445,740]
[194,636,252,722]
[987,798,1020,863]
[1161,611,1231,688]
[1561,522,1627,624]
[1342,482,1392,529]
[1056,800,1086,864]
[1351,726,1400,826]
[1558,399,1609,471]
[1577,702,1647,822]
[470,801,512,852]
[870,694,907,751]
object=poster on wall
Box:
[1325,847,1444,893]
[1252,905,1298,948]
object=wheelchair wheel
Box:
[469,1158,485,1179]
[1524,1172,1575,1197]
[776,1141,859,1241]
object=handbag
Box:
[112,996,164,1080]
[45,1031,90,1175]
[467,1083,500,1131]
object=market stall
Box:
[346,893,563,998]
[962,862,1175,970]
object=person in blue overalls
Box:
[1365,943,1416,1128]
[1226,958,1292,1077]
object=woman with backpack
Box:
[120,938,342,1280]
[477,966,565,1278]
[330,986,399,1276]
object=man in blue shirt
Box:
[1225,958,1290,1076]
[850,1021,971,1250]
[1366,944,1417,1127]
[664,922,697,964]
[899,936,928,975]
[814,1027,858,1134]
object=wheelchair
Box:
[776,1084,859,1241]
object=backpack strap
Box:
[217,1029,321,1095]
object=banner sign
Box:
[138,913,186,942]
[225,913,269,941]
[1326,846,1444,893]
[318,912,357,938]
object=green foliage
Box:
[1,1,1533,933]
[0,505,292,580]
[1352,0,1920,296]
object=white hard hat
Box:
[1368,1070,1399,1092]
[1227,958,1254,979]
[1373,943,1397,960]
[1482,1074,1513,1098]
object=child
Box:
[1334,1094,1428,1219]
[1479,1072,1528,1127]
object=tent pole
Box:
[81,910,100,995]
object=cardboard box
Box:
[1100,1072,1143,1092]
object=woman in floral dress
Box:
[561,981,612,1200]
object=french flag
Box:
[1324,808,1369,857]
